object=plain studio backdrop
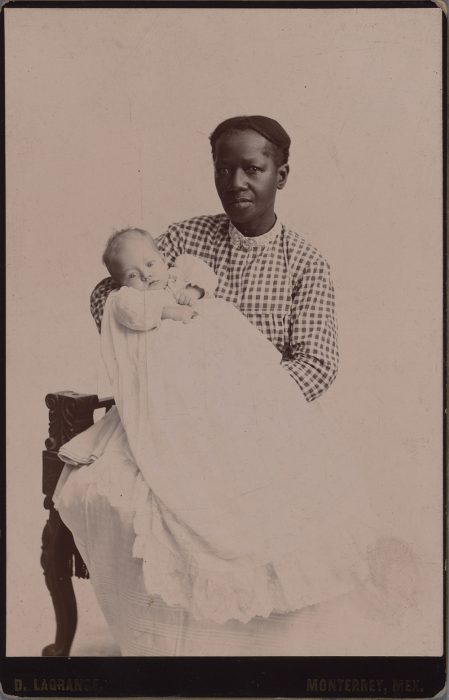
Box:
[6,7,443,655]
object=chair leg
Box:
[40,501,77,656]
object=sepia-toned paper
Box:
[3,2,445,694]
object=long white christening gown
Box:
[55,258,374,653]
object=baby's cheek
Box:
[126,280,143,291]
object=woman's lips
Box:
[228,199,252,209]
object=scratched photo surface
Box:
[5,7,443,656]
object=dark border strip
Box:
[1,0,6,666]
[442,5,448,669]
[0,656,447,697]
[0,1,440,9]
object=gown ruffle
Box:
[55,296,374,625]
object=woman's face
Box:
[213,129,289,236]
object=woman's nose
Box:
[228,168,248,191]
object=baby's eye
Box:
[127,272,137,279]
[145,261,154,267]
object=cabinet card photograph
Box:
[3,3,446,697]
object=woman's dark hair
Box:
[210,115,291,166]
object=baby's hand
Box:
[162,305,196,324]
[178,306,195,323]
[174,286,203,306]
[174,290,193,306]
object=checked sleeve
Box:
[281,258,339,401]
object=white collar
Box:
[228,217,283,251]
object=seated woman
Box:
[54,115,377,656]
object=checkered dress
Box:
[91,214,338,401]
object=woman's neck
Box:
[231,214,277,238]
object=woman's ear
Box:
[277,163,289,190]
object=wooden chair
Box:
[41,390,114,656]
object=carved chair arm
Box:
[43,390,115,500]
[45,390,115,453]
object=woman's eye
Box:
[216,168,230,176]
[246,166,260,173]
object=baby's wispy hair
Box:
[102,227,158,280]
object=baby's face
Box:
[114,234,169,291]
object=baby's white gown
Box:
[55,258,374,653]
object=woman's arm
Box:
[156,223,186,266]
[282,259,339,401]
